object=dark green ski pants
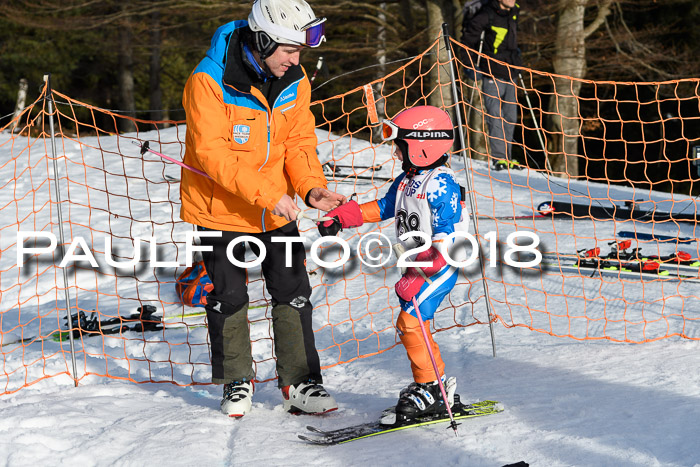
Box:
[199,223,322,387]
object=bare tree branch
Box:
[583,0,613,39]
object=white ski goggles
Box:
[251,3,327,48]
[381,120,401,141]
[301,18,327,48]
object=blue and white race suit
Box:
[374,165,467,320]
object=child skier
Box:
[318,105,465,423]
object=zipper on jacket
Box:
[259,118,271,232]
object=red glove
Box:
[318,200,364,236]
[414,245,447,276]
[395,268,424,302]
[395,246,447,301]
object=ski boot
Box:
[493,159,522,171]
[221,380,254,418]
[282,380,338,414]
[382,376,457,425]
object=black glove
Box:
[317,201,364,236]
[318,217,342,236]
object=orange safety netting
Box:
[1,37,699,396]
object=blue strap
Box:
[243,43,268,83]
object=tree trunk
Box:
[426,0,452,109]
[149,10,164,126]
[452,0,464,27]
[400,0,415,36]
[118,4,136,133]
[547,0,612,177]
[12,78,28,133]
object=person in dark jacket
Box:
[461,0,522,170]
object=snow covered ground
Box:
[1,126,699,466]
[1,326,698,466]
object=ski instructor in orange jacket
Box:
[180,0,345,418]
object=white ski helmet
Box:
[248,0,326,58]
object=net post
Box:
[43,73,80,386]
[441,23,497,358]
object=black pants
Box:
[198,222,322,387]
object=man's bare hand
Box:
[271,194,301,221]
[307,187,346,212]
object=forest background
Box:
[1,0,700,185]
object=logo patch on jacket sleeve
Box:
[232,124,251,144]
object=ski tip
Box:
[298,434,333,446]
[305,425,327,434]
[472,400,505,412]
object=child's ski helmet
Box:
[382,105,454,167]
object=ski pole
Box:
[134,140,212,180]
[393,243,459,435]
[442,23,498,358]
[410,296,459,435]
[134,141,335,224]
[310,56,324,83]
[517,73,552,172]
[464,31,485,128]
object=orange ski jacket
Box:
[180,20,326,232]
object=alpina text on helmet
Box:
[403,130,453,140]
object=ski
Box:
[59,305,162,340]
[164,310,207,321]
[617,230,696,244]
[322,161,393,182]
[299,398,503,445]
[538,248,700,281]
[3,306,163,347]
[322,162,384,174]
[561,256,700,276]
[329,174,394,183]
[493,160,524,171]
[53,321,165,342]
[542,240,700,275]
[637,251,700,269]
[163,302,269,323]
[477,212,552,220]
[538,200,699,223]
[64,305,158,330]
[535,259,700,282]
[2,325,136,347]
